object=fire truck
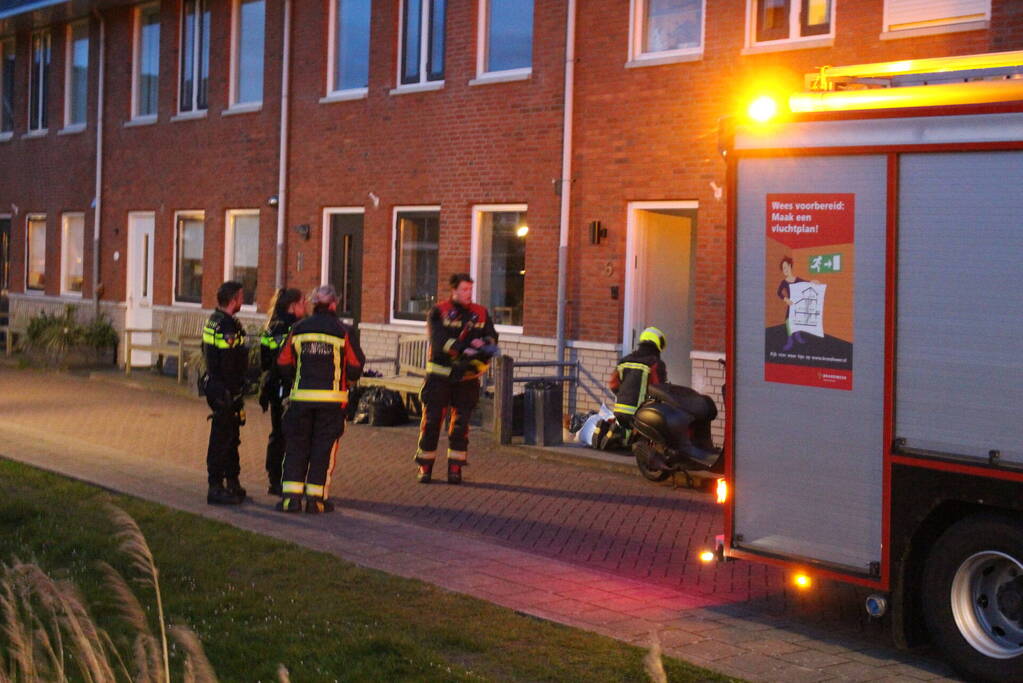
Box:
[718,51,1023,682]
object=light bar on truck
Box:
[790,79,1023,113]
[815,49,1023,87]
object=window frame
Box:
[389,205,440,325]
[324,0,371,100]
[1,37,15,136]
[228,0,264,110]
[881,0,990,38]
[172,210,205,306]
[470,203,527,334]
[28,30,50,134]
[396,0,445,90]
[745,0,835,49]
[63,21,89,131]
[178,0,210,115]
[628,0,706,66]
[25,213,46,293]
[223,209,260,310]
[474,0,533,82]
[131,3,161,122]
[60,212,85,296]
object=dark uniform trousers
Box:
[282,402,346,497]
[207,396,244,487]
[266,400,286,488]
[418,375,480,455]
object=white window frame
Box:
[177,0,209,115]
[627,0,705,68]
[63,21,88,132]
[881,0,990,39]
[228,0,264,111]
[324,0,370,101]
[1,37,14,138]
[470,203,527,334]
[131,3,160,122]
[473,0,532,84]
[320,206,364,286]
[744,0,835,51]
[393,0,445,94]
[389,205,439,326]
[223,209,260,311]
[172,210,204,307]
[25,213,46,293]
[60,212,85,296]
[28,30,50,134]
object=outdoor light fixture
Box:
[516,225,529,238]
[589,221,607,245]
[267,195,279,207]
[294,223,311,240]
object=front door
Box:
[126,213,155,366]
[326,211,364,325]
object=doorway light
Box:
[516,225,529,238]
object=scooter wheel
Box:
[634,441,671,482]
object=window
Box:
[400,0,445,86]
[478,0,532,76]
[630,0,704,61]
[883,0,990,35]
[174,213,204,303]
[225,210,259,306]
[179,0,210,113]
[26,215,46,291]
[392,208,439,321]
[472,206,526,328]
[1,39,14,133]
[133,4,160,119]
[231,0,264,106]
[748,0,832,45]
[328,0,371,95]
[61,212,84,295]
[65,22,89,128]
[29,31,50,132]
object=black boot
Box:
[207,483,243,505]
[225,477,247,501]
[275,495,303,513]
[447,461,465,485]
[305,498,335,514]
[414,454,434,484]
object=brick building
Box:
[2,0,1021,411]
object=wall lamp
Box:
[589,220,607,245]
[294,223,311,240]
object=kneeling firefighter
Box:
[608,326,668,433]
[275,286,365,513]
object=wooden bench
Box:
[359,335,429,413]
[1,310,29,357]
[124,311,207,383]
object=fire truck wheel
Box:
[922,513,1023,683]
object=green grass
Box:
[0,458,738,682]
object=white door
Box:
[625,204,696,386]
[126,213,155,366]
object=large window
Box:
[748,0,832,45]
[2,39,15,134]
[175,213,204,303]
[26,215,46,291]
[473,206,526,328]
[393,209,439,321]
[29,31,50,132]
[883,0,990,35]
[225,210,259,306]
[64,22,88,128]
[328,0,371,95]
[61,212,84,295]
[400,0,445,86]
[630,0,704,62]
[133,4,160,119]
[231,0,264,106]
[179,0,210,113]
[478,0,532,76]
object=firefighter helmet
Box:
[639,326,666,351]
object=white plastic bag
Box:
[577,403,615,446]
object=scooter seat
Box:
[647,384,717,422]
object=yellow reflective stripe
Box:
[282,481,304,495]
[260,333,283,350]
[333,340,342,392]
[442,338,456,352]
[614,403,638,415]
[619,362,651,372]
[290,388,349,402]
[292,333,345,346]
[426,362,451,376]
[305,483,325,497]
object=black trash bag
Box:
[353,386,409,426]
[346,384,367,421]
[568,410,597,434]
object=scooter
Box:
[630,383,722,482]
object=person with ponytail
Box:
[259,288,307,495]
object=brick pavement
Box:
[0,367,960,682]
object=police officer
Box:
[258,288,306,495]
[275,285,365,513]
[203,281,249,505]
[415,273,498,485]
[608,326,667,429]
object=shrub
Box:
[24,306,117,362]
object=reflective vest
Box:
[202,309,248,394]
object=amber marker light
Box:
[747,95,778,123]
[794,573,813,589]
[699,550,716,563]
[715,478,728,504]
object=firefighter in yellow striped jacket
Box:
[608,326,668,429]
[275,285,365,513]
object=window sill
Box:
[0,131,12,142]
[124,116,158,128]
[171,300,203,308]
[389,81,445,96]
[58,124,86,136]
[24,289,46,295]
[222,103,262,117]
[60,290,83,298]
[469,69,531,86]
[386,317,428,328]
[320,88,369,103]
[626,52,703,69]
[741,36,834,55]
[171,110,208,123]
[880,20,988,41]
[23,129,48,138]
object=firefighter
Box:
[202,281,250,505]
[608,326,667,429]
[415,273,499,485]
[258,288,306,496]
[275,285,365,513]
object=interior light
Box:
[516,225,529,238]
[747,95,778,123]
[699,551,716,563]
[794,573,813,589]
[519,269,526,275]
[715,478,728,504]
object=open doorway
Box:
[624,202,697,386]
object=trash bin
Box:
[523,380,563,446]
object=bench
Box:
[124,311,207,383]
[359,335,429,414]
[1,310,29,357]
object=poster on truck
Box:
[764,193,855,390]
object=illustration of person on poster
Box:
[764,193,855,391]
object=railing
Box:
[491,356,580,445]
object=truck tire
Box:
[922,513,1023,683]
